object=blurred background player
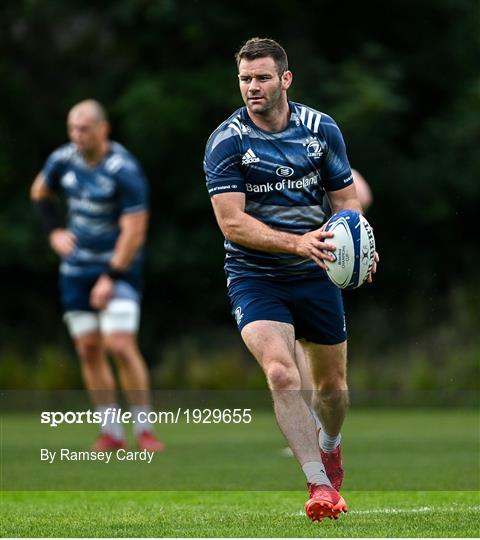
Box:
[323,168,372,218]
[350,169,373,211]
[204,37,378,521]
[31,99,164,452]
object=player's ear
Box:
[281,70,293,90]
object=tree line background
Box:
[1,0,478,398]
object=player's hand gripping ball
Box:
[324,209,376,289]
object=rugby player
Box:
[204,38,378,521]
[31,100,164,452]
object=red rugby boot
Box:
[305,483,348,522]
[137,431,166,452]
[320,445,344,491]
[91,433,126,451]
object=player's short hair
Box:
[69,99,108,123]
[235,37,288,75]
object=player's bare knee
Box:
[316,374,348,393]
[314,383,349,410]
[266,361,301,391]
[103,335,135,362]
[75,336,102,363]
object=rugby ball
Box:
[323,210,376,289]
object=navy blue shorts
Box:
[59,270,142,313]
[227,273,346,345]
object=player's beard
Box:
[246,83,282,117]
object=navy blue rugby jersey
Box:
[42,141,148,276]
[204,101,353,280]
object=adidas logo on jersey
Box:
[241,149,260,165]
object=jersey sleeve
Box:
[203,128,245,197]
[42,149,67,190]
[321,117,353,192]
[115,159,149,214]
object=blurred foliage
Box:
[0,0,479,391]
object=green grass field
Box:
[2,490,479,537]
[1,408,479,537]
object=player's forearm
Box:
[222,211,300,255]
[330,196,363,215]
[109,229,146,271]
[108,211,149,272]
[31,173,64,235]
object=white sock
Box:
[319,430,341,452]
[131,405,154,436]
[96,404,124,440]
[302,461,331,486]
